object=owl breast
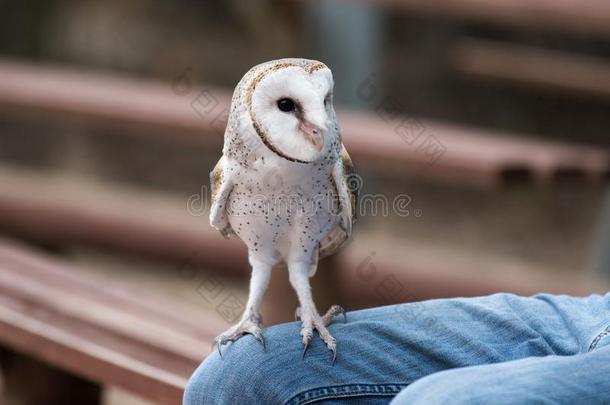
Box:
[226,160,340,263]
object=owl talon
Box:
[298,305,340,363]
[214,335,233,358]
[322,304,347,325]
[213,315,265,358]
[213,339,223,358]
[302,341,310,359]
[301,325,313,359]
[253,329,267,351]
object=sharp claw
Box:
[214,314,266,358]
[214,340,224,358]
[302,343,309,359]
[302,335,312,359]
[254,332,266,351]
[299,306,343,363]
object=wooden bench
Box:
[0,237,223,404]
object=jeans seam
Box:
[588,323,610,352]
[285,383,406,405]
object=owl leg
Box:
[288,261,345,364]
[214,257,272,357]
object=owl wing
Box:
[319,145,358,259]
[209,156,235,239]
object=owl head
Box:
[237,59,336,163]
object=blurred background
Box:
[0,1,609,404]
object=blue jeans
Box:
[184,293,610,404]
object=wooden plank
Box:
[0,59,230,138]
[0,303,185,405]
[0,237,225,348]
[452,38,610,100]
[0,188,249,276]
[0,270,207,369]
[314,0,610,37]
[337,109,609,185]
[0,59,607,187]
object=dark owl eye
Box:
[277,98,295,112]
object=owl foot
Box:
[213,313,265,358]
[295,305,347,364]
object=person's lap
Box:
[392,345,610,404]
[183,293,610,404]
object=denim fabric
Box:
[183,293,610,404]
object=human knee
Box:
[182,338,264,404]
[183,324,296,405]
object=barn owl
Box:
[209,58,357,362]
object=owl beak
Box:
[299,120,325,152]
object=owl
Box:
[209,58,357,362]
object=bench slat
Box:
[0,238,228,337]
[452,38,610,100]
[330,0,610,36]
[0,269,207,368]
[0,303,186,405]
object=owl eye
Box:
[277,98,295,112]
